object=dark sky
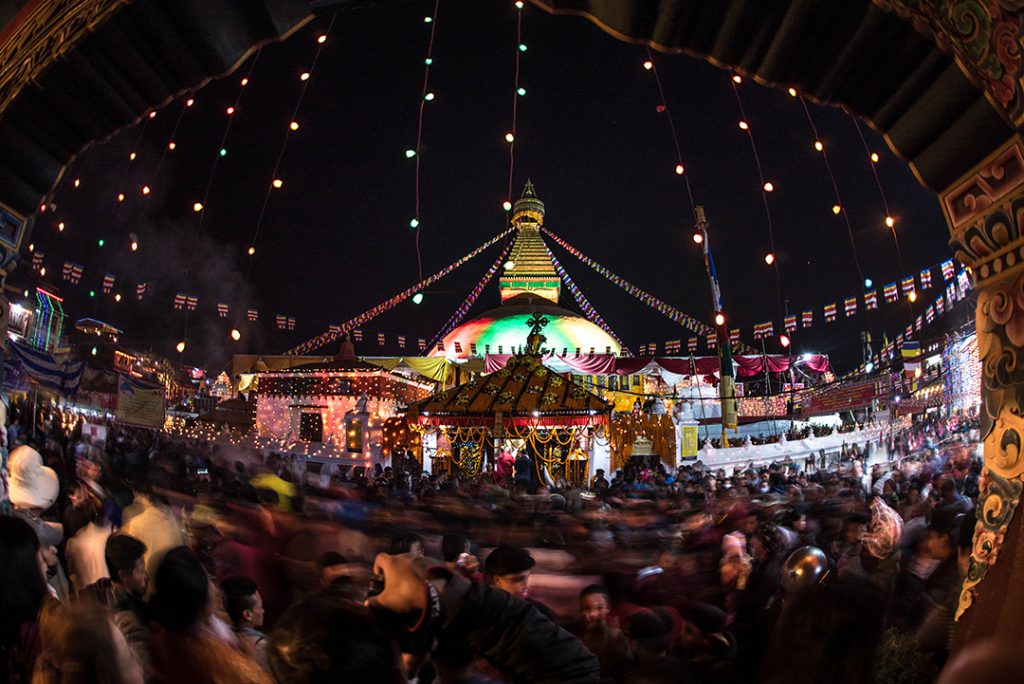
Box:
[23,0,965,374]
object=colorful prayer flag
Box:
[901,276,916,296]
[801,310,813,328]
[883,282,899,302]
[217,303,228,318]
[864,290,878,310]
[844,297,857,316]
[706,333,717,350]
[784,315,796,333]
[186,296,198,311]
[276,314,287,330]
[919,269,932,289]
[136,283,147,300]
[32,252,43,271]
[753,321,774,339]
[377,332,386,345]
[102,274,115,294]
[824,303,837,322]
[941,259,955,280]
[174,293,187,310]
[247,309,258,321]
[688,337,698,353]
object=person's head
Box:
[0,516,48,642]
[624,608,674,659]
[34,600,144,684]
[267,593,403,684]
[940,478,959,502]
[842,513,869,544]
[389,534,424,557]
[484,545,535,599]
[221,576,264,629]
[596,469,605,478]
[105,534,148,598]
[441,534,470,563]
[928,509,962,561]
[579,585,611,629]
[149,546,214,632]
[681,603,727,651]
[317,548,350,589]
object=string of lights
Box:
[410,0,442,282]
[428,240,513,349]
[729,75,784,317]
[502,1,527,217]
[288,227,514,355]
[795,98,872,302]
[642,48,696,218]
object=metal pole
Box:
[694,206,737,447]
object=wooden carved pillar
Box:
[943,136,1024,646]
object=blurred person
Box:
[268,552,598,683]
[913,509,963,664]
[571,585,630,682]
[65,501,112,591]
[484,545,535,600]
[81,534,152,678]
[121,482,186,589]
[0,515,50,683]
[148,547,271,684]
[389,533,425,556]
[9,446,68,599]
[220,576,268,667]
[442,533,482,581]
[619,607,679,683]
[678,603,739,684]
[32,600,143,684]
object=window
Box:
[346,419,364,453]
[299,412,323,443]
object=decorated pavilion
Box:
[408,314,612,482]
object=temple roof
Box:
[407,353,611,426]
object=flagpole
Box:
[693,206,737,447]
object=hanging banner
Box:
[115,375,165,429]
[680,424,699,460]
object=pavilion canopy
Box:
[407,354,611,427]
[483,353,830,382]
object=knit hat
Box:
[484,545,535,577]
[9,446,59,510]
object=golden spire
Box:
[500,181,560,305]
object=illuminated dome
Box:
[432,295,621,359]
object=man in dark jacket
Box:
[268,552,599,683]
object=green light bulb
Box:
[517,87,526,96]
[219,148,227,157]
[97,239,104,247]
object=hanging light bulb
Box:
[176,341,186,353]
[247,246,255,256]
[73,179,80,188]
[117,193,125,202]
[186,98,194,107]
[517,87,526,96]
[424,92,435,101]
[58,222,65,231]
[643,60,654,70]
[240,77,249,86]
[871,152,880,163]
[289,121,299,131]
[909,291,918,302]
[412,292,424,305]
[272,179,283,188]
[114,293,122,302]
[504,260,516,270]
[300,72,310,81]
[780,334,791,348]
[518,43,527,52]
[130,241,138,252]
[226,106,235,115]
[505,132,515,143]
[885,216,895,228]
[318,34,327,44]
[231,329,241,341]
[715,313,725,326]
[787,87,797,97]
[409,217,420,229]
[864,278,873,288]
[738,121,749,130]
[764,253,775,265]
[142,186,151,195]
[148,111,157,119]
[39,267,46,277]
[129,152,136,161]
[675,164,685,175]
[763,182,774,192]
[168,141,176,150]
[405,149,416,158]
[832,204,842,215]
[219,148,227,157]
[692,231,703,244]
[814,140,824,152]
[864,361,875,373]
[732,75,742,84]
[502,201,512,211]
[193,202,203,212]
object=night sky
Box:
[22,0,965,376]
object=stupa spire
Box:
[500,180,560,305]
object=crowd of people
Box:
[0,402,1006,683]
